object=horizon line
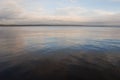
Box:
[0,24,120,27]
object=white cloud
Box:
[0,0,120,25]
[55,7,87,16]
[54,7,117,17]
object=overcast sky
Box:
[0,0,120,25]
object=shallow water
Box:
[0,26,120,80]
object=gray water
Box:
[0,26,120,80]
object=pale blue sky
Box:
[0,0,120,25]
[21,0,120,12]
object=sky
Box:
[0,0,120,25]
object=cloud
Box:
[0,1,90,25]
[0,0,25,24]
[55,7,116,17]
[0,0,120,25]
[55,7,87,16]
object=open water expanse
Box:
[0,26,120,80]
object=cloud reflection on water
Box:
[0,27,120,80]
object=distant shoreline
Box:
[0,25,120,27]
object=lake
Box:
[0,26,120,80]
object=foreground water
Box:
[0,26,120,80]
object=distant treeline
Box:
[0,24,120,27]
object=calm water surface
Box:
[0,26,120,80]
